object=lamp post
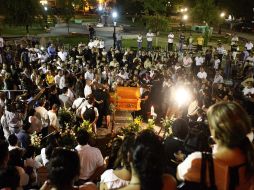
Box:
[219,12,225,34]
[112,11,118,49]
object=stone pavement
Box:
[96,110,164,137]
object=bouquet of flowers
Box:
[30,132,42,148]
[59,123,77,148]
[120,116,142,136]
[147,118,156,130]
[58,107,76,128]
[77,120,93,135]
[161,116,175,138]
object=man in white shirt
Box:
[197,67,207,80]
[241,78,254,97]
[168,32,174,51]
[213,70,224,84]
[144,57,152,69]
[58,48,68,62]
[84,80,93,98]
[117,69,129,80]
[146,30,153,50]
[35,99,49,136]
[216,43,225,62]
[48,104,60,133]
[245,41,253,52]
[183,53,193,69]
[75,129,104,183]
[137,33,143,50]
[109,58,119,68]
[85,67,94,81]
[195,53,204,74]
[72,97,88,118]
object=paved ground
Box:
[96,110,164,137]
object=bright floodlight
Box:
[44,6,48,11]
[183,14,188,20]
[98,4,103,11]
[112,11,118,19]
[174,87,191,107]
[220,12,225,18]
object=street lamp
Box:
[112,11,118,49]
[220,12,226,18]
[219,12,226,34]
[183,14,188,21]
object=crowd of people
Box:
[0,30,253,190]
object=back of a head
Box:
[133,130,164,190]
[47,148,80,188]
[172,118,189,140]
[0,166,20,190]
[8,134,18,147]
[207,101,254,177]
[62,87,68,94]
[114,135,135,170]
[76,129,90,146]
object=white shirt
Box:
[54,74,61,87]
[35,106,49,128]
[85,71,94,80]
[84,85,92,98]
[99,41,105,49]
[58,51,68,62]
[146,32,154,42]
[245,42,253,50]
[168,33,174,43]
[67,88,75,102]
[231,36,239,45]
[59,76,66,89]
[195,56,204,66]
[197,71,207,79]
[243,87,254,96]
[75,144,104,180]
[137,35,143,43]
[214,59,221,70]
[183,57,193,68]
[117,72,129,80]
[213,74,224,84]
[48,110,60,129]
[217,46,225,54]
[72,98,88,117]
[0,37,4,47]
[100,169,130,189]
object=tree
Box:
[217,0,254,20]
[55,0,75,34]
[191,0,218,26]
[0,0,40,30]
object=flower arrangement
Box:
[30,132,42,148]
[78,120,94,136]
[59,123,77,148]
[161,116,175,138]
[120,116,142,136]
[58,107,76,127]
[147,118,156,130]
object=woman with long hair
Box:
[177,101,254,190]
[119,130,177,190]
[40,148,97,190]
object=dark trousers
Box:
[168,43,173,51]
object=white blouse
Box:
[100,169,130,190]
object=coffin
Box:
[110,87,141,111]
